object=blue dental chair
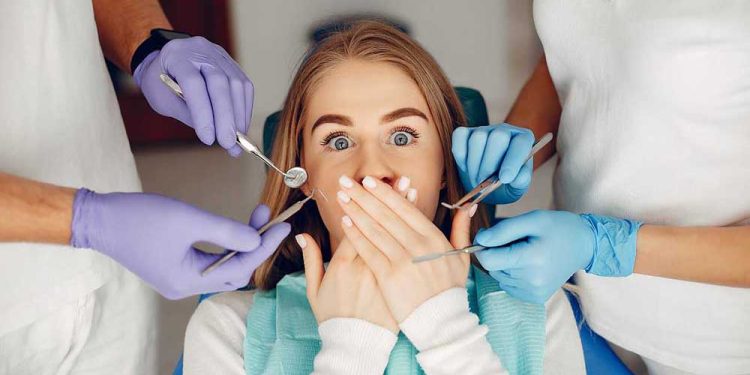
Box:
[172,87,630,375]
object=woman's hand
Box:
[336,175,475,323]
[298,234,399,334]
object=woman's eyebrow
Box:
[382,107,428,123]
[310,108,427,132]
[311,114,353,132]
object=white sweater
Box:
[183,288,584,374]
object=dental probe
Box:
[159,73,307,189]
[200,192,317,276]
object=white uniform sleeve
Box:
[543,289,586,375]
[399,288,508,375]
[312,318,397,374]
[183,290,255,375]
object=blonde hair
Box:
[253,20,489,290]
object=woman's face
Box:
[301,59,445,249]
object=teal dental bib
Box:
[243,266,545,374]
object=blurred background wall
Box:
[123,1,552,372]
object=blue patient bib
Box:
[243,266,546,374]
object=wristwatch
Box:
[130,28,192,73]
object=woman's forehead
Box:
[304,59,431,125]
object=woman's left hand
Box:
[336,175,475,323]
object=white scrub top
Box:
[534,0,750,373]
[0,1,142,334]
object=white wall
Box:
[135,2,552,373]
[231,0,542,143]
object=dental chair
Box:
[172,87,631,375]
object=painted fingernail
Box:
[469,204,478,218]
[397,176,411,192]
[342,215,353,227]
[295,234,307,249]
[337,190,351,203]
[339,175,353,188]
[362,176,377,189]
[407,188,417,203]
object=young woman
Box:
[184,21,584,374]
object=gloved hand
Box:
[473,210,642,304]
[452,123,535,204]
[70,189,290,300]
[133,36,253,157]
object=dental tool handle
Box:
[445,132,555,209]
[160,73,185,100]
[160,74,292,179]
[200,196,312,276]
[526,132,553,163]
[412,245,486,263]
[200,221,274,276]
[468,132,554,205]
[235,133,288,176]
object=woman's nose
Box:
[352,150,396,187]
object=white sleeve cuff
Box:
[399,288,506,375]
[312,318,397,375]
[399,288,477,350]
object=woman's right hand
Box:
[298,234,399,334]
[336,175,474,323]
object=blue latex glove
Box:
[452,123,535,204]
[70,189,290,300]
[133,36,253,157]
[474,210,642,304]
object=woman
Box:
[184,21,584,374]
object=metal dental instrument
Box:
[200,192,317,276]
[412,245,487,263]
[235,133,308,189]
[159,73,308,189]
[412,237,529,263]
[442,132,554,210]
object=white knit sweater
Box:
[184,288,584,374]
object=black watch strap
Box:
[130,28,192,73]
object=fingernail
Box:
[362,176,377,189]
[407,188,417,203]
[339,175,353,188]
[295,234,307,249]
[337,190,350,203]
[469,204,478,218]
[397,176,410,192]
[342,215,353,227]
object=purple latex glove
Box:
[133,36,253,157]
[70,189,290,300]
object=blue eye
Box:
[324,135,353,151]
[389,131,415,146]
[333,137,350,150]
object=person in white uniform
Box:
[0,1,290,374]
[453,1,750,374]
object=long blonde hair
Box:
[253,20,489,290]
